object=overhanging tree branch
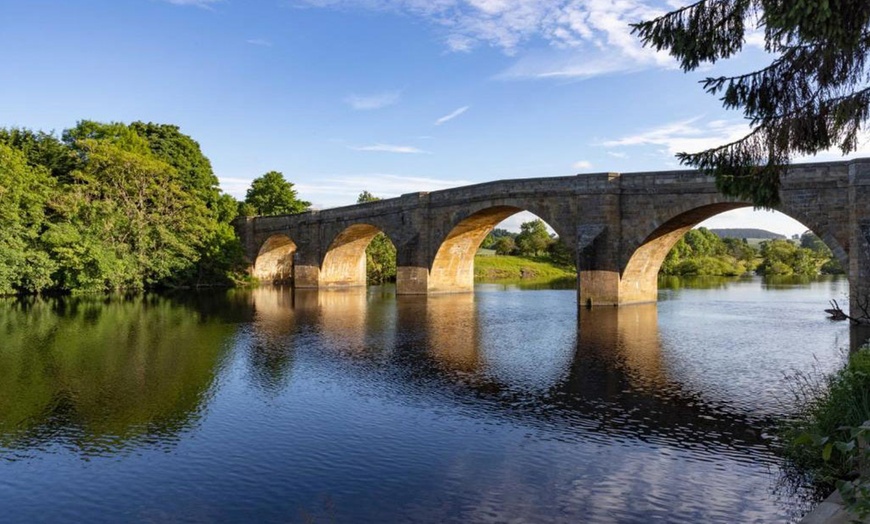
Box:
[634,0,870,207]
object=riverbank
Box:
[473,254,575,282]
[801,490,869,523]
[782,346,870,520]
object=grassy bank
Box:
[474,255,576,282]
[781,346,870,518]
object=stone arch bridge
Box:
[234,159,870,313]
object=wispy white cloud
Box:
[600,117,750,157]
[350,143,429,154]
[496,47,671,80]
[344,91,401,110]
[434,105,470,126]
[297,0,677,79]
[602,116,870,165]
[246,38,273,47]
[162,0,222,8]
[571,160,592,170]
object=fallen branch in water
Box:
[825,299,852,322]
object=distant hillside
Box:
[709,228,786,240]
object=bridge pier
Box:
[293,265,321,288]
[578,271,620,306]
[396,267,429,294]
[849,159,870,323]
[578,271,660,307]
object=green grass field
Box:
[473,255,576,282]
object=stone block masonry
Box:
[234,159,867,315]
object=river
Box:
[0,276,854,522]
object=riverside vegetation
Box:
[0,121,313,295]
[781,347,870,519]
[660,227,843,278]
[471,224,843,285]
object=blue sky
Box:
[2,0,859,235]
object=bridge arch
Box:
[619,202,849,304]
[320,223,396,287]
[429,205,572,293]
[253,234,297,284]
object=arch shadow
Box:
[429,205,571,293]
[254,234,297,284]
[321,223,396,288]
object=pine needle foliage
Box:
[633,0,870,207]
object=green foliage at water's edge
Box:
[779,347,870,518]
[662,228,842,277]
[0,122,256,295]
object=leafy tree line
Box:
[661,227,843,277]
[0,121,310,295]
[480,219,575,268]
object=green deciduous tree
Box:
[63,121,246,288]
[364,234,397,285]
[128,122,221,207]
[684,228,726,257]
[0,128,78,182]
[0,144,56,294]
[0,121,250,294]
[547,239,575,268]
[633,1,870,207]
[660,228,749,276]
[357,190,377,203]
[800,230,845,274]
[800,230,828,253]
[493,236,517,255]
[481,228,514,249]
[245,171,311,216]
[516,219,552,256]
[46,140,210,292]
[757,239,822,276]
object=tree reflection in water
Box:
[0,295,235,456]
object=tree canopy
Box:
[0,121,249,294]
[244,171,311,216]
[659,227,841,276]
[0,144,56,294]
[633,1,870,207]
[516,219,552,256]
[357,190,378,203]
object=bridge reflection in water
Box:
[238,286,778,454]
[0,283,844,521]
[0,286,840,458]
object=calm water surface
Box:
[0,276,854,523]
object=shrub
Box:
[781,347,870,517]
